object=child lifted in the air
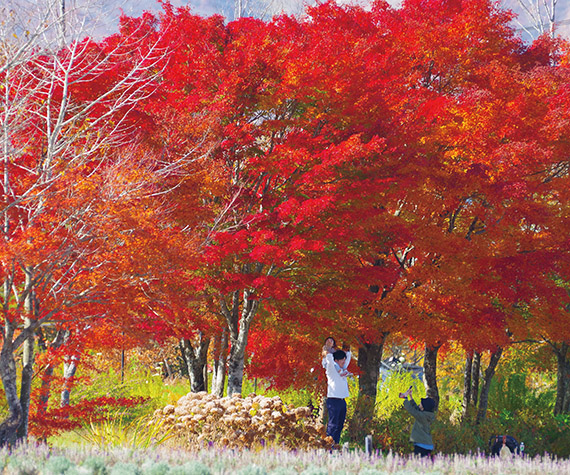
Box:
[322,336,352,377]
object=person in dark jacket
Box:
[399,387,436,457]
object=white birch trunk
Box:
[211,329,228,397]
[223,288,259,396]
[61,354,78,407]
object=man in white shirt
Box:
[324,349,351,446]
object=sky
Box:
[75,0,570,41]
[4,0,565,43]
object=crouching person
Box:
[399,386,436,457]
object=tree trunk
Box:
[227,347,246,396]
[357,334,387,401]
[16,266,36,441]
[349,336,386,439]
[318,396,328,426]
[223,288,259,396]
[16,330,34,440]
[461,351,473,420]
[212,329,228,397]
[17,269,36,441]
[554,342,569,415]
[476,347,503,424]
[61,355,78,407]
[163,358,173,378]
[423,344,441,410]
[0,334,22,447]
[36,329,67,415]
[181,333,211,393]
[471,351,481,407]
[564,368,570,414]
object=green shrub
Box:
[235,464,267,475]
[490,372,555,420]
[45,455,73,474]
[140,461,171,475]
[109,462,142,475]
[430,408,570,457]
[345,395,376,444]
[6,454,38,474]
[168,461,211,475]
[268,468,297,475]
[300,467,328,475]
[81,456,108,475]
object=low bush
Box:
[152,391,332,450]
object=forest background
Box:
[1,0,570,458]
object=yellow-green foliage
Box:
[345,371,429,452]
[376,372,425,418]
[78,411,174,449]
[153,391,332,450]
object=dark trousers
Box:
[413,444,433,457]
[326,397,347,444]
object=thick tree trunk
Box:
[471,352,481,407]
[476,347,503,424]
[357,333,387,401]
[554,342,569,415]
[461,351,473,420]
[212,329,228,397]
[0,335,22,447]
[227,347,246,396]
[181,334,211,393]
[423,344,441,410]
[351,334,386,440]
[16,330,34,440]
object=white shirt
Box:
[324,352,350,399]
[322,349,351,370]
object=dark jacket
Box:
[403,399,436,446]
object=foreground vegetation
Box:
[0,345,564,473]
[3,444,570,475]
[14,344,558,460]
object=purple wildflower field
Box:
[2,444,570,474]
